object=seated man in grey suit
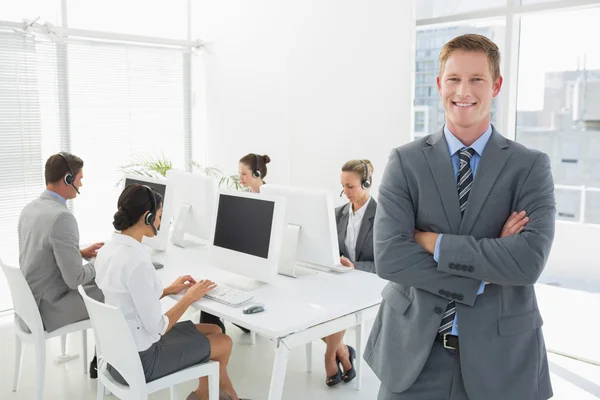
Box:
[18,152,105,377]
[365,34,555,400]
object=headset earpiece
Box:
[252,154,262,179]
[142,185,158,236]
[361,161,372,190]
[57,153,80,194]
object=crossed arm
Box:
[375,150,555,305]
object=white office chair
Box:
[0,260,90,400]
[78,286,220,400]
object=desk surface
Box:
[156,243,387,338]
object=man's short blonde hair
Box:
[439,34,501,81]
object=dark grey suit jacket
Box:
[364,127,555,400]
[335,199,377,273]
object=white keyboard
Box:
[205,284,254,307]
[297,262,353,273]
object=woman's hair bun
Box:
[262,154,271,164]
[113,208,132,231]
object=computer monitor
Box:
[122,175,175,252]
[166,170,218,248]
[208,190,286,288]
[260,184,341,275]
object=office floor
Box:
[1,296,599,400]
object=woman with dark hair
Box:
[95,184,249,400]
[238,153,271,193]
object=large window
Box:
[516,7,600,224]
[0,2,203,311]
[413,19,505,139]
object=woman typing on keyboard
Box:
[95,184,249,400]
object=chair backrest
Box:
[78,286,147,394]
[0,260,44,335]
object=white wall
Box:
[194,0,415,204]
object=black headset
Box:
[252,154,262,179]
[57,152,80,194]
[361,161,372,190]
[141,185,158,236]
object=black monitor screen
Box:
[213,194,274,259]
[124,178,167,231]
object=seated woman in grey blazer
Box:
[95,184,249,400]
[323,159,377,387]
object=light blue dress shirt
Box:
[433,124,492,335]
[44,189,67,206]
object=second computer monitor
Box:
[122,174,174,252]
[260,184,340,270]
[167,170,219,247]
[208,190,286,285]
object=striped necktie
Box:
[438,147,476,335]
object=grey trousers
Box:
[108,320,211,385]
[378,341,469,400]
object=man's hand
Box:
[80,242,104,259]
[500,211,529,238]
[414,230,439,255]
[340,256,355,269]
[163,275,197,297]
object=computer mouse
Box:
[242,303,265,314]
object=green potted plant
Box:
[118,153,242,190]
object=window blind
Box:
[0,31,63,311]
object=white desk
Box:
[155,243,386,400]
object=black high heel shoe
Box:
[326,358,343,387]
[342,345,356,383]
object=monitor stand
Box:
[171,204,208,249]
[278,224,317,278]
[149,249,166,270]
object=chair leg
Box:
[305,342,312,373]
[82,330,88,374]
[250,331,256,345]
[96,379,104,400]
[169,385,178,399]
[55,333,79,364]
[12,335,23,391]
[34,339,46,400]
[208,364,219,400]
[61,334,67,356]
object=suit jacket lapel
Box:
[459,128,512,234]
[337,203,350,256]
[355,199,376,260]
[423,130,461,234]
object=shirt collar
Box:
[110,232,151,260]
[443,124,493,157]
[350,197,371,218]
[44,189,67,205]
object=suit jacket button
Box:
[434,307,443,314]
[468,266,474,272]
[457,294,464,301]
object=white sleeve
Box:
[127,261,168,336]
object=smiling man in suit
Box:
[364,34,556,400]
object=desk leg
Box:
[305,342,312,373]
[268,340,290,400]
[355,323,364,391]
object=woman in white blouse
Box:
[95,184,248,400]
[323,159,378,388]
